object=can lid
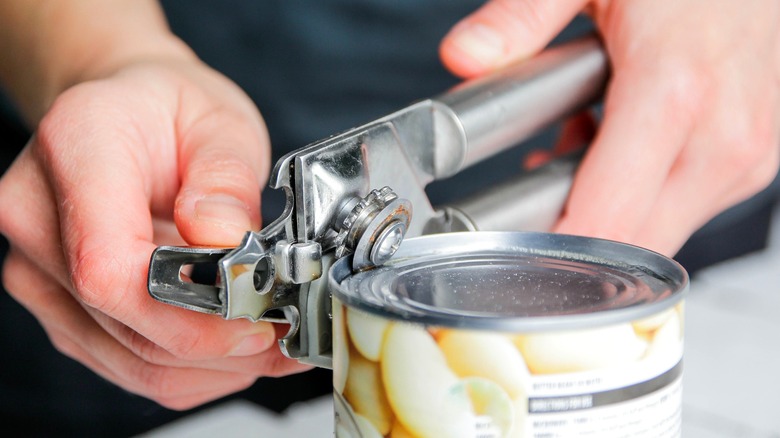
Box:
[328,232,688,331]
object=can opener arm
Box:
[148,35,608,368]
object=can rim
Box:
[328,231,689,331]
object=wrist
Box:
[41,22,197,125]
[50,31,197,99]
[0,0,197,125]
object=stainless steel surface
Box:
[147,247,232,315]
[448,153,580,232]
[333,187,412,270]
[330,232,689,332]
[433,35,607,177]
[147,34,609,367]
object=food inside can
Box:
[328,232,688,438]
[333,302,684,438]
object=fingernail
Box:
[194,194,252,231]
[448,22,506,68]
[230,333,274,357]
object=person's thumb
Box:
[440,0,589,78]
[174,110,270,247]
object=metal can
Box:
[328,232,688,438]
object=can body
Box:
[328,232,688,438]
[333,302,683,438]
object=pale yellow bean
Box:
[644,311,683,363]
[438,330,529,399]
[344,348,394,435]
[515,324,648,374]
[333,302,349,394]
[459,377,515,437]
[676,302,685,340]
[381,323,476,438]
[632,308,675,334]
[390,420,415,438]
[230,270,274,313]
[347,307,390,361]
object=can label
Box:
[333,301,684,438]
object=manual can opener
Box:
[148,35,608,368]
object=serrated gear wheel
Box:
[334,186,412,269]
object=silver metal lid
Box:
[328,232,688,331]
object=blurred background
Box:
[1,1,778,436]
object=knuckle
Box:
[659,68,708,123]
[36,87,89,154]
[161,330,204,360]
[35,108,64,156]
[126,329,169,364]
[187,148,259,189]
[36,82,129,157]
[712,120,780,195]
[721,127,773,171]
[69,245,121,314]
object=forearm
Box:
[0,0,194,126]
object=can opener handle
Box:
[147,34,608,367]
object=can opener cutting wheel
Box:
[148,35,608,368]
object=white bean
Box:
[344,348,394,435]
[333,302,349,394]
[644,311,683,364]
[459,377,515,437]
[347,307,390,361]
[381,323,476,438]
[515,324,648,374]
[438,330,529,399]
[632,308,675,334]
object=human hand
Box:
[0,56,310,409]
[440,0,780,255]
